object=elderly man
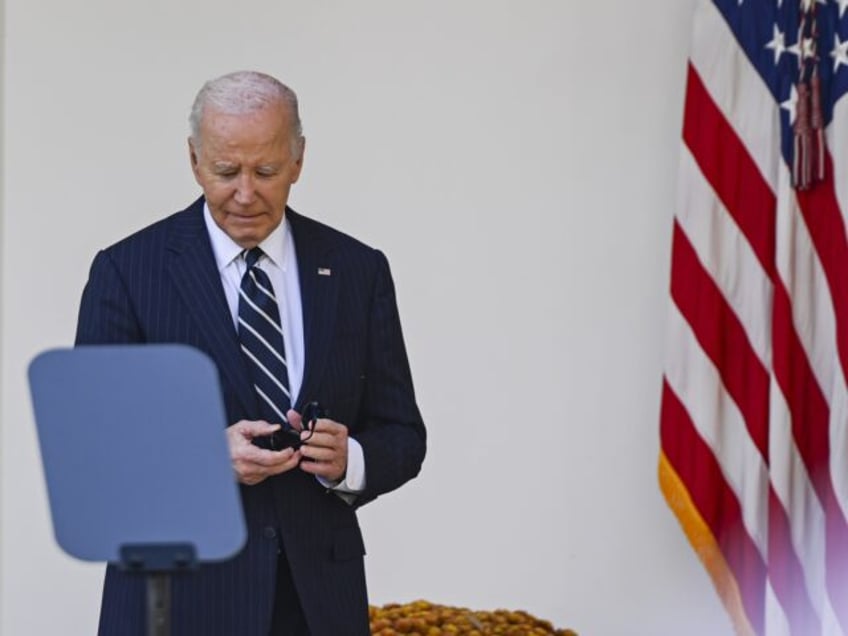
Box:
[75,70,426,636]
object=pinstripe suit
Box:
[75,197,426,635]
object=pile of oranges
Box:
[369,600,577,635]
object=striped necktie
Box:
[238,247,291,424]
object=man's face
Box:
[189,103,304,249]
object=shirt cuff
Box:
[316,437,366,504]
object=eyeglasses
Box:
[269,401,325,451]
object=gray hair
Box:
[189,70,303,153]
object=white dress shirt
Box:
[203,204,365,499]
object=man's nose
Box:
[234,174,257,205]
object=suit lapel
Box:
[165,200,255,416]
[288,209,340,410]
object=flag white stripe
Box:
[829,370,848,529]
[765,580,792,636]
[822,598,846,636]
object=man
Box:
[75,70,426,635]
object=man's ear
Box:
[291,136,306,184]
[188,137,202,183]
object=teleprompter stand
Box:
[28,345,246,636]
[120,542,198,636]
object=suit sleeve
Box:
[354,250,426,507]
[75,249,144,346]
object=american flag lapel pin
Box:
[318,267,332,276]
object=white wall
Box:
[1,1,732,634]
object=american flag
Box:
[660,0,848,634]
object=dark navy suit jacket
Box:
[75,197,426,635]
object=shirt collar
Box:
[203,202,289,271]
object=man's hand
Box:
[287,408,349,483]
[226,420,302,485]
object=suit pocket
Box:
[332,524,366,561]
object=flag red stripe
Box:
[681,63,777,281]
[661,380,766,634]
[670,221,769,460]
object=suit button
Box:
[263,526,277,540]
